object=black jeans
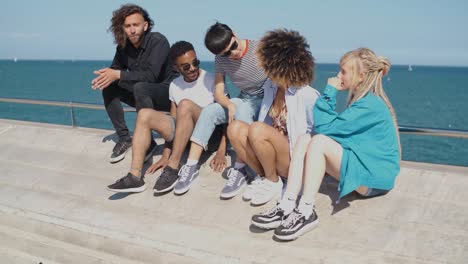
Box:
[103,81,171,140]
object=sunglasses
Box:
[221,40,238,57]
[180,59,200,72]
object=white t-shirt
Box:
[169,69,215,107]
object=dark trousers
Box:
[103,81,171,140]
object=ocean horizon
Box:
[3,58,468,68]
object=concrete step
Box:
[0,209,196,264]
[0,246,60,264]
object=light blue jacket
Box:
[314,85,401,198]
[258,79,320,157]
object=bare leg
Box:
[187,143,204,161]
[227,120,264,175]
[282,134,312,199]
[167,99,202,169]
[130,109,173,177]
[248,122,290,182]
[300,134,344,204]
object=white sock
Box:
[186,159,198,166]
[234,162,245,169]
[297,199,314,218]
[279,196,296,215]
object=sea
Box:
[0,60,467,167]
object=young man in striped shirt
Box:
[173,22,268,198]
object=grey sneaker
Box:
[109,138,132,163]
[220,167,247,199]
[174,164,199,195]
[107,173,146,193]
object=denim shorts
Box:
[167,115,225,152]
[167,114,176,142]
[190,95,263,150]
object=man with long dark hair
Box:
[92,4,177,163]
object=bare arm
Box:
[214,73,236,123]
[170,101,177,118]
[210,127,228,173]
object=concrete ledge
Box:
[0,118,467,263]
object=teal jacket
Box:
[314,85,400,198]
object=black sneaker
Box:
[274,208,319,241]
[153,166,179,193]
[109,138,132,163]
[107,173,146,193]
[144,140,157,163]
[251,203,287,229]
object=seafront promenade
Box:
[0,118,467,264]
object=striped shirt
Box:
[214,40,267,97]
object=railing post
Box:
[69,102,75,128]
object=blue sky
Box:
[2,0,467,66]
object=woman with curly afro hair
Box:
[227,29,319,206]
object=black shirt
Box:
[110,32,178,88]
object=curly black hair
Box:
[169,41,195,63]
[108,4,154,47]
[257,29,315,87]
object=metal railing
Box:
[0,97,135,127]
[1,97,468,138]
[399,126,468,139]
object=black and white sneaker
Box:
[153,166,179,193]
[251,203,288,229]
[274,208,319,241]
[144,140,157,163]
[107,173,146,193]
[109,138,132,163]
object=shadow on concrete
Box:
[153,189,173,197]
[102,133,119,144]
[101,131,164,145]
[272,236,292,243]
[318,175,387,215]
[108,192,138,200]
[249,224,273,234]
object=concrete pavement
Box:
[0,118,467,264]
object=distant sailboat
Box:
[13,57,18,63]
[408,64,413,71]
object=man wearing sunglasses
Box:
[107,41,227,193]
[173,22,267,198]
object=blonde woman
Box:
[227,29,319,204]
[252,48,401,241]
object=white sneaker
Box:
[251,178,283,206]
[242,176,263,201]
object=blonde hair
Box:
[340,48,401,154]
